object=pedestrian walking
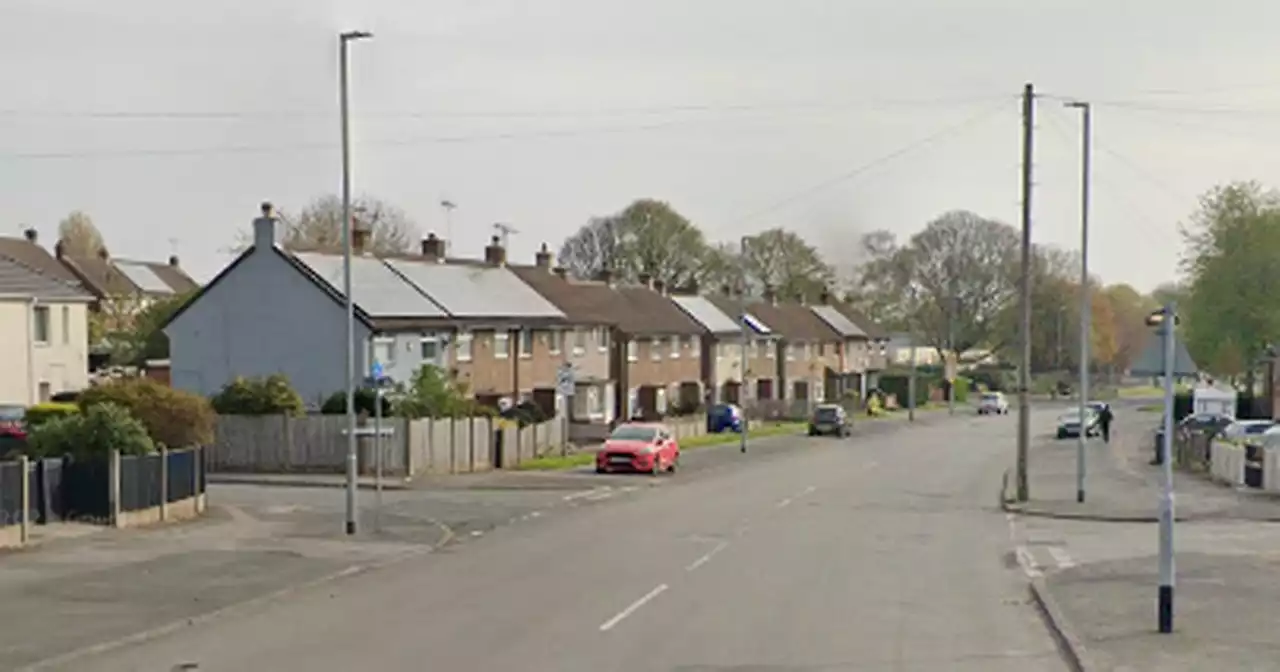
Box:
[1098,404,1114,443]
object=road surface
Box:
[54,410,1070,672]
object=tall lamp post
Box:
[340,29,372,536]
[1065,100,1092,505]
[1146,303,1179,633]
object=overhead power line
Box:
[728,98,1015,225]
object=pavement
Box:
[1006,407,1280,671]
[12,403,1079,671]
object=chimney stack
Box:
[253,201,279,250]
[720,284,732,296]
[534,242,553,270]
[421,232,445,262]
[553,266,568,279]
[168,255,180,267]
[653,279,666,295]
[595,268,614,287]
[763,284,777,305]
[54,241,65,260]
[97,247,109,260]
[637,272,653,288]
[351,227,371,255]
[22,228,36,243]
[483,235,506,266]
[818,287,831,305]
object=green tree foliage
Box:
[210,375,305,416]
[96,292,192,366]
[321,388,393,416]
[1179,182,1280,378]
[56,210,107,257]
[738,228,835,301]
[28,403,154,459]
[78,378,215,448]
[558,199,709,287]
[395,365,481,419]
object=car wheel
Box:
[595,465,607,474]
[668,453,679,473]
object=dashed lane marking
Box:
[599,584,669,632]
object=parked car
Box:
[1222,419,1275,442]
[706,403,744,434]
[595,423,679,476]
[1086,401,1110,415]
[0,405,27,456]
[808,404,850,437]
[978,392,1009,415]
[1056,409,1100,439]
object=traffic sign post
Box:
[368,361,393,533]
[557,363,575,457]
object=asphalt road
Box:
[57,408,1072,672]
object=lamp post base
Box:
[1158,584,1174,633]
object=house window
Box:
[761,339,773,358]
[519,330,534,358]
[803,343,812,360]
[494,331,510,359]
[38,382,51,402]
[421,335,440,361]
[61,306,70,344]
[549,330,562,355]
[573,328,586,356]
[372,337,395,366]
[669,336,680,359]
[650,338,662,361]
[690,336,700,357]
[455,332,473,361]
[627,340,638,362]
[597,327,610,351]
[33,306,50,344]
[587,387,603,418]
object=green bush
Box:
[24,402,80,429]
[211,374,305,416]
[78,378,215,448]
[394,365,479,419]
[28,403,154,459]
[321,388,392,416]
[951,377,971,404]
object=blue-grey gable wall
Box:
[165,246,374,408]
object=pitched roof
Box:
[747,301,841,341]
[383,258,564,320]
[703,294,775,336]
[612,286,704,336]
[827,301,889,340]
[0,257,93,301]
[0,236,82,285]
[508,266,618,325]
[60,254,199,298]
[292,252,448,318]
[669,294,741,335]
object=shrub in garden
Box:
[23,402,80,429]
[78,378,215,448]
[321,387,392,416]
[28,403,154,459]
[210,374,305,416]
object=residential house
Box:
[56,245,198,309]
[886,333,939,367]
[810,292,872,400]
[0,237,94,404]
[825,300,890,390]
[162,205,567,407]
[704,293,780,404]
[744,290,843,407]
[668,292,751,404]
[509,243,618,427]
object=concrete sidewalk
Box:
[1036,552,1280,671]
[1003,410,1280,522]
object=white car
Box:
[978,392,1009,415]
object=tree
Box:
[739,228,835,300]
[854,211,1021,355]
[1179,181,1280,380]
[57,211,107,257]
[1102,283,1158,375]
[558,199,709,287]
[1090,290,1120,371]
[236,195,417,254]
[99,293,190,366]
[696,242,745,292]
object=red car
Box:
[595,423,679,476]
[0,405,26,442]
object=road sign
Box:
[370,360,384,379]
[557,363,575,397]
[1130,332,1198,377]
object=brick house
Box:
[745,290,843,407]
[668,292,747,404]
[810,291,873,401]
[704,293,780,404]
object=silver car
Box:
[1056,409,1099,439]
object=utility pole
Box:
[1065,100,1091,504]
[908,336,917,422]
[1016,82,1035,503]
[739,236,749,454]
[339,29,372,536]
[947,297,956,416]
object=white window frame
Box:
[762,338,773,359]
[597,327,610,352]
[650,337,661,361]
[455,331,473,362]
[61,306,70,345]
[32,305,50,345]
[802,342,812,360]
[689,336,700,357]
[494,331,510,359]
[420,334,441,361]
[669,336,680,359]
[371,336,395,366]
[627,340,638,362]
[573,328,586,356]
[518,329,534,358]
[549,329,562,355]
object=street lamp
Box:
[1065,100,1092,505]
[739,236,750,454]
[1146,303,1180,634]
[340,29,372,536]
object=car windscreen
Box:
[981,394,1000,402]
[0,406,24,421]
[1245,423,1274,434]
[814,408,840,421]
[609,426,658,442]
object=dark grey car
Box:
[808,404,850,437]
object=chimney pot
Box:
[553,266,567,279]
[534,242,553,269]
[653,279,666,295]
[596,269,614,286]
[168,255,179,267]
[97,247,109,260]
[421,232,445,261]
[484,235,506,266]
[54,240,65,259]
[351,227,371,255]
[22,228,37,243]
[253,202,280,250]
[260,201,274,217]
[763,285,777,305]
[637,272,653,288]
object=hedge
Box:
[24,402,80,429]
[78,378,215,448]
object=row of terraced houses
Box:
[161,204,890,433]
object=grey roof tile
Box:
[385,259,564,319]
[0,257,93,301]
[293,252,447,318]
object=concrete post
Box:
[109,449,121,528]
[19,455,30,545]
[194,446,205,513]
[159,446,169,522]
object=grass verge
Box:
[514,421,807,471]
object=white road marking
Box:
[799,485,817,497]
[583,490,615,502]
[1047,546,1076,569]
[470,530,484,537]
[1015,546,1042,579]
[776,497,793,509]
[599,584,669,632]
[619,486,638,494]
[564,487,608,502]
[685,541,729,572]
[529,511,542,518]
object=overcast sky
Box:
[5,0,1280,291]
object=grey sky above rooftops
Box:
[7,1,1280,293]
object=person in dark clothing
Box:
[1097,405,1114,443]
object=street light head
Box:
[340,30,373,41]
[1145,309,1180,327]
[1063,100,1089,110]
